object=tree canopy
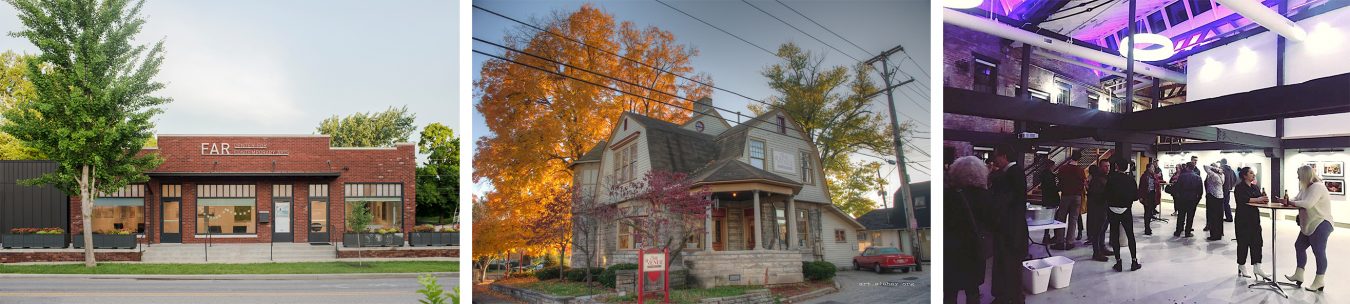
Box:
[415,122,459,224]
[751,43,909,216]
[317,106,417,147]
[0,51,42,160]
[474,4,712,257]
[2,0,169,266]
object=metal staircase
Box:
[1027,147,1114,204]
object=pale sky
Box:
[471,0,932,208]
[0,0,459,147]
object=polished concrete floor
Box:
[963,200,1347,304]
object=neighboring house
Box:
[857,181,931,262]
[568,98,865,288]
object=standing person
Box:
[1087,159,1112,261]
[1278,165,1335,292]
[1169,163,1203,238]
[1137,160,1162,235]
[1221,159,1238,222]
[1105,157,1141,271]
[945,156,992,304]
[987,145,1028,304]
[1203,162,1227,241]
[1053,154,1087,250]
[1233,167,1270,280]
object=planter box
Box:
[409,232,457,247]
[72,234,136,249]
[1,234,66,249]
[343,233,404,247]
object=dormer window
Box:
[695,121,705,133]
[749,139,766,169]
[776,116,786,133]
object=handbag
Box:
[958,189,994,260]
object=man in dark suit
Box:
[1171,163,1204,238]
[988,145,1028,304]
[1221,159,1238,222]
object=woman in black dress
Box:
[944,156,992,304]
[1233,167,1271,280]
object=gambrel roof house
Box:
[569,98,865,288]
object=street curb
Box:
[0,272,457,280]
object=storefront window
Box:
[95,185,146,234]
[92,198,145,234]
[196,185,257,235]
[343,183,403,232]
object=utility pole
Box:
[866,45,921,271]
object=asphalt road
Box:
[0,274,457,304]
[805,266,931,304]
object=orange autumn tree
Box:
[475,4,712,263]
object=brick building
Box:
[70,134,416,245]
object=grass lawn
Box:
[606,285,765,304]
[0,261,457,275]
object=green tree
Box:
[751,43,908,216]
[2,0,169,267]
[0,51,43,160]
[416,123,458,224]
[317,106,417,147]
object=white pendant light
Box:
[945,0,983,9]
[1117,33,1175,62]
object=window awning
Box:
[146,172,342,178]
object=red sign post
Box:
[636,248,670,303]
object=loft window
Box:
[971,57,998,94]
[800,150,814,184]
[1166,1,1190,26]
[748,139,766,169]
[776,116,786,133]
[1147,12,1167,34]
[1054,81,1071,105]
[612,143,638,181]
[1088,92,1102,110]
[1189,0,1212,15]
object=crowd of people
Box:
[944,147,1337,304]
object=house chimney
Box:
[693,97,715,117]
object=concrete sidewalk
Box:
[0,271,458,280]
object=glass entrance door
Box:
[161,199,181,243]
[308,199,329,243]
[273,199,293,242]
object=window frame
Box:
[343,183,405,233]
[971,55,999,94]
[834,229,847,243]
[195,184,257,236]
[799,150,815,185]
[748,138,766,169]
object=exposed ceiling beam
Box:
[945,87,1123,129]
[1153,142,1271,152]
[1283,136,1350,149]
[1012,0,1072,28]
[1122,73,1350,130]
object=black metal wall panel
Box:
[0,161,69,233]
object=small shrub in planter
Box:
[343,228,404,247]
[2,227,66,249]
[410,224,458,247]
[802,261,837,281]
[600,263,639,288]
[534,266,565,281]
[73,229,136,249]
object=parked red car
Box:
[853,246,916,273]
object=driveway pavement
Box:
[804,266,931,304]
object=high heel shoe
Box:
[1285,267,1305,286]
[1238,265,1250,278]
[1306,275,1324,292]
[1252,264,1270,281]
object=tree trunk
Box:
[80,165,97,268]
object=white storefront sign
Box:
[642,252,666,272]
[773,150,796,173]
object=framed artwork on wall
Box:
[1321,161,1343,177]
[1325,179,1345,196]
[1304,162,1319,172]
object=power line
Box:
[653,0,776,56]
[773,0,869,57]
[473,4,786,118]
[741,0,864,63]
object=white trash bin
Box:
[1043,256,1076,289]
[1021,258,1053,294]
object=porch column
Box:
[752,190,762,251]
[704,196,713,252]
[786,196,796,250]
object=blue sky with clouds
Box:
[0,0,459,145]
[471,0,932,206]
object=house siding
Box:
[681,114,731,135]
[820,208,858,269]
[739,118,828,204]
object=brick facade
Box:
[0,251,141,263]
[68,135,416,245]
[943,24,1111,159]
